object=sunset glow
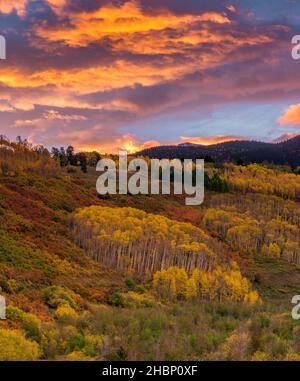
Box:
[0,0,299,151]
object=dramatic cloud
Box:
[0,0,28,16]
[36,1,230,48]
[278,104,300,126]
[0,0,298,151]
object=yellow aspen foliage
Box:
[71,206,219,278]
[244,291,261,306]
[251,351,269,361]
[55,305,77,323]
[186,277,198,299]
[284,352,300,361]
[66,351,93,361]
[221,163,300,199]
[153,267,189,300]
[153,264,261,305]
[0,329,41,360]
[262,243,281,258]
[203,206,300,264]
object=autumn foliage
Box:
[153,265,260,305]
[70,206,219,278]
[0,142,299,361]
[221,163,300,199]
[203,207,300,263]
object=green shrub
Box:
[44,286,79,310]
[107,292,126,307]
[6,306,41,342]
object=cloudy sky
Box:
[0,0,300,152]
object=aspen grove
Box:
[70,206,219,279]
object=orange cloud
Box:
[108,26,271,56]
[34,0,271,58]
[0,0,28,16]
[0,59,198,94]
[78,133,141,154]
[30,0,275,67]
[0,1,274,118]
[78,136,162,154]
[46,0,66,10]
[278,104,300,126]
[37,1,230,48]
[93,135,245,154]
[0,0,289,154]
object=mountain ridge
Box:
[136,136,300,166]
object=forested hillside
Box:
[0,138,300,360]
[137,135,300,166]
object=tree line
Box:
[0,135,59,177]
[51,145,101,173]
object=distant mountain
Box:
[178,142,203,147]
[136,135,300,166]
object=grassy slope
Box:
[0,168,125,317]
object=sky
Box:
[0,0,300,153]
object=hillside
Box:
[137,136,300,166]
[0,141,300,360]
